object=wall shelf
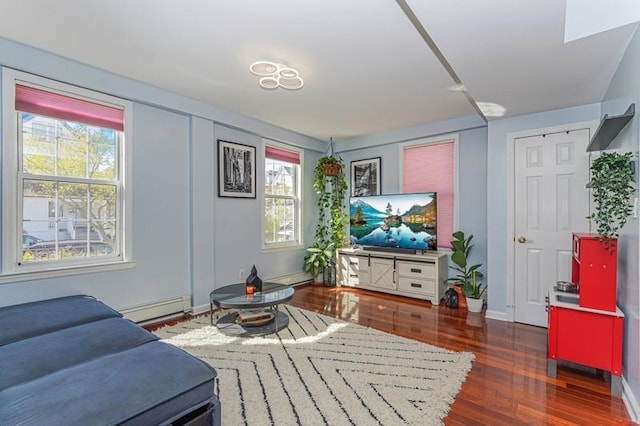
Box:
[586,103,635,152]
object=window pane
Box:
[264,197,295,244]
[265,158,295,196]
[88,127,116,180]
[90,184,117,245]
[22,116,56,175]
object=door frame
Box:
[506,120,598,322]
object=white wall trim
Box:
[505,120,599,323]
[120,295,191,323]
[623,376,640,423]
[485,310,509,321]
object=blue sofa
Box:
[0,295,221,425]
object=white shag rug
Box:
[154,305,474,425]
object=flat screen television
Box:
[349,192,437,252]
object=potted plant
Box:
[463,271,486,313]
[445,231,483,308]
[304,152,348,284]
[589,151,635,251]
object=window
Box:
[1,69,132,278]
[401,136,457,249]
[263,141,302,249]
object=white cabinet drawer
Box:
[397,277,435,295]
[397,261,435,279]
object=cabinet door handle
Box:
[410,268,421,273]
[410,283,422,288]
[349,262,357,265]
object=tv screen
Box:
[349,192,437,252]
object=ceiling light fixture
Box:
[476,101,506,118]
[249,61,304,90]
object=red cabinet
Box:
[572,233,617,312]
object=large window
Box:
[402,136,457,249]
[263,141,302,249]
[1,69,132,278]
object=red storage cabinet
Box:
[572,233,617,312]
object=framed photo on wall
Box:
[351,157,381,196]
[218,139,256,198]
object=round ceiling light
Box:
[249,60,304,91]
[278,76,304,90]
[259,77,279,90]
[250,61,279,76]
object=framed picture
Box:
[218,139,256,198]
[351,157,381,196]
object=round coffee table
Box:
[209,282,295,336]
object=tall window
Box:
[402,137,456,249]
[263,142,302,249]
[1,69,132,276]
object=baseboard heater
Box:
[120,296,191,323]
[268,272,314,286]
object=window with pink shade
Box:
[403,140,455,249]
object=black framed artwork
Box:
[350,157,381,196]
[218,139,256,198]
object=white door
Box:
[514,129,590,327]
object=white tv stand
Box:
[337,248,448,305]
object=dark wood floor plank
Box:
[288,284,633,425]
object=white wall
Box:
[601,26,640,419]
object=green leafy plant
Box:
[311,155,348,253]
[589,151,635,244]
[303,243,335,277]
[445,231,483,290]
[463,270,486,299]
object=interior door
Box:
[514,129,590,327]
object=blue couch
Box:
[0,295,221,425]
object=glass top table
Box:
[209,282,295,336]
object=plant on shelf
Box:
[589,151,635,249]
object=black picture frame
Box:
[218,139,256,198]
[350,157,381,196]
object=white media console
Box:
[337,248,448,305]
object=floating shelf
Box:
[586,103,635,152]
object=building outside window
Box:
[1,69,133,277]
[263,142,302,249]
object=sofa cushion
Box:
[0,317,157,391]
[0,295,122,346]
[0,341,217,426]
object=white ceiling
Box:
[0,0,637,142]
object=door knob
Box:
[517,235,527,244]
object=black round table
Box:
[209,282,295,336]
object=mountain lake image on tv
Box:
[349,192,437,251]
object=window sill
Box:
[0,260,136,284]
[260,243,304,254]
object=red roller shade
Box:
[15,84,124,131]
[403,140,454,249]
[265,145,300,164]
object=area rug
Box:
[154,305,474,425]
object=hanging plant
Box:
[312,155,348,251]
[589,151,635,244]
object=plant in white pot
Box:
[463,271,486,313]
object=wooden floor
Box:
[288,284,633,425]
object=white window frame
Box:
[261,140,303,252]
[1,68,134,282]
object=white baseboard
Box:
[623,376,640,423]
[268,272,313,285]
[485,309,509,321]
[120,296,190,323]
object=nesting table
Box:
[209,282,295,336]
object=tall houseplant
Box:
[305,153,348,283]
[589,151,635,247]
[445,231,484,308]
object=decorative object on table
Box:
[156,305,474,426]
[303,138,348,281]
[217,139,256,198]
[445,231,483,309]
[444,287,459,308]
[245,265,262,292]
[350,157,381,196]
[588,151,635,251]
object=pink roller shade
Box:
[265,145,300,164]
[15,84,124,131]
[403,141,454,249]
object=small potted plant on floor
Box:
[303,243,335,284]
[463,271,486,313]
[445,231,483,308]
